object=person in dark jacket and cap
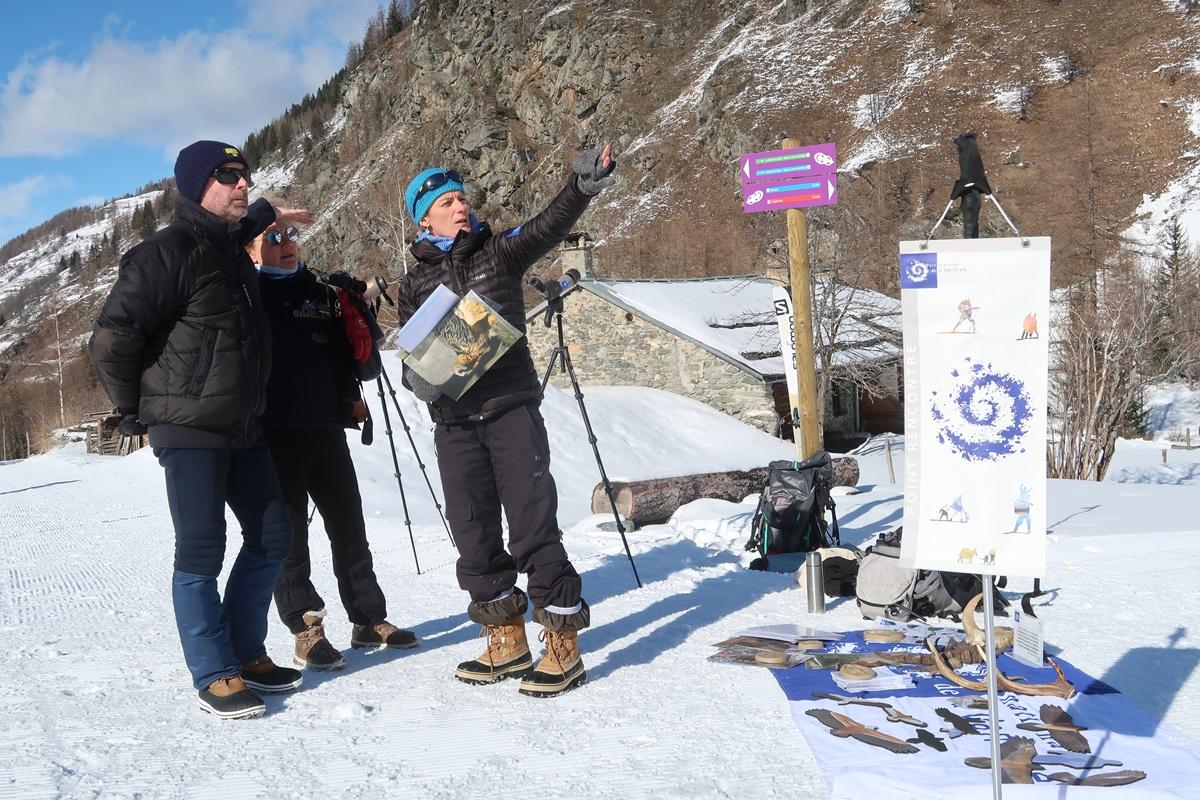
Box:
[90,140,312,719]
[247,213,419,671]
[394,144,616,698]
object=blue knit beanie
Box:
[174,140,249,203]
[405,167,465,225]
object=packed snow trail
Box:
[1,382,1198,798]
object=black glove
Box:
[117,410,147,437]
[402,365,442,403]
[573,147,617,196]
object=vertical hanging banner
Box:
[898,237,1050,578]
[772,285,800,425]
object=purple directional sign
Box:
[739,142,837,183]
[742,174,838,213]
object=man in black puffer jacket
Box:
[89,140,309,719]
[395,145,616,698]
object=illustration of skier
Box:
[1011,485,1032,533]
[936,495,969,523]
[950,298,977,333]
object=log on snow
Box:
[591,457,859,527]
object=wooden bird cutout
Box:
[1016,704,1090,753]
[936,706,981,736]
[805,709,920,754]
[1045,770,1147,787]
[810,692,928,728]
[963,736,1040,784]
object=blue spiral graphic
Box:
[929,359,1032,461]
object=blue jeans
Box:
[156,444,292,691]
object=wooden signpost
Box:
[740,139,838,458]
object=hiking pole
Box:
[378,364,455,549]
[532,275,642,589]
[374,376,422,575]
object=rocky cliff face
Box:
[270,0,1200,290]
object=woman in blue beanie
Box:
[394,145,615,698]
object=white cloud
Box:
[0,26,352,159]
[239,0,395,44]
[0,174,72,218]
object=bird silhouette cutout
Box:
[810,692,927,727]
[905,727,948,752]
[964,736,1039,784]
[1045,770,1147,787]
[805,709,920,754]
[936,706,981,736]
[1016,704,1090,753]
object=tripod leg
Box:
[556,334,642,589]
[539,346,563,397]
[379,366,455,549]
[374,377,421,574]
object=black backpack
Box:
[744,452,840,557]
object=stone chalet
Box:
[524,237,904,449]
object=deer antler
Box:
[996,654,1076,699]
[963,593,984,647]
[926,636,989,691]
[924,637,1077,700]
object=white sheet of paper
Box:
[737,624,844,643]
[1010,608,1045,667]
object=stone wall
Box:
[525,288,779,433]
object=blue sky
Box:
[0,0,387,244]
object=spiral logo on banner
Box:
[930,358,1032,461]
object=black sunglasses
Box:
[412,170,462,212]
[212,166,253,187]
[265,226,300,245]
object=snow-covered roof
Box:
[568,275,901,382]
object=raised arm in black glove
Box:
[573,143,616,196]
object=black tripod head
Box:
[528,268,582,327]
[950,133,993,239]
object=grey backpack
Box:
[855,528,1004,621]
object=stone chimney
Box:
[560,231,594,278]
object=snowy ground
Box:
[1,360,1198,798]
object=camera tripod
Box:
[536,292,642,589]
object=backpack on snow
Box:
[855,527,1007,621]
[744,452,839,557]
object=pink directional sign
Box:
[739,143,837,183]
[742,174,838,213]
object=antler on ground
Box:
[924,636,1076,699]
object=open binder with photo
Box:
[394,285,523,400]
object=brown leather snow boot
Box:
[454,616,533,684]
[519,629,586,698]
[295,611,347,670]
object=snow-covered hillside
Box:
[0,191,160,356]
[1,363,1198,798]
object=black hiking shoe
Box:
[240,656,303,693]
[197,676,266,719]
[351,621,420,650]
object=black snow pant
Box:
[266,427,388,635]
[434,402,588,632]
